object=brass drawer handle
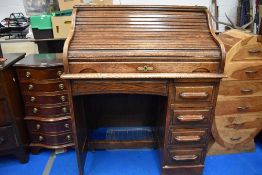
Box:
[60,96,66,102]
[66,135,72,141]
[26,71,31,78]
[62,107,67,113]
[177,115,205,122]
[57,70,63,77]
[0,136,5,145]
[237,106,249,112]
[59,83,64,90]
[38,135,44,141]
[245,70,258,74]
[30,96,36,102]
[64,123,70,128]
[174,135,201,142]
[36,124,41,130]
[230,137,242,141]
[241,88,253,94]
[172,155,198,161]
[179,92,209,99]
[28,84,34,91]
[248,49,261,54]
[33,108,38,114]
[137,65,154,72]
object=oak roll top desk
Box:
[61,5,225,175]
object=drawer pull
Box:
[175,136,201,142]
[57,70,63,77]
[0,136,5,145]
[237,106,249,112]
[137,65,154,72]
[38,136,44,141]
[226,123,244,129]
[172,155,198,161]
[62,107,67,113]
[26,72,31,78]
[60,96,66,102]
[30,96,36,102]
[179,92,209,99]
[248,49,261,54]
[36,124,41,130]
[64,123,70,128]
[177,115,205,122]
[245,70,258,74]
[241,88,253,94]
[230,137,242,141]
[33,108,38,114]
[28,84,34,90]
[59,83,64,90]
[66,135,72,141]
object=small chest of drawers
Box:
[14,53,74,150]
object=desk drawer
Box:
[232,45,262,61]
[168,128,208,146]
[231,65,262,80]
[30,132,73,146]
[0,125,18,151]
[24,93,69,105]
[171,108,211,126]
[166,148,205,166]
[216,96,262,116]
[17,68,63,80]
[69,62,220,73]
[175,86,214,103]
[26,105,70,117]
[20,81,67,93]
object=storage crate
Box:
[30,15,53,39]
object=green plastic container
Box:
[30,14,53,30]
[52,9,72,17]
[30,14,53,39]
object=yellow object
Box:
[52,16,72,39]
[58,0,83,10]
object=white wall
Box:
[0,0,26,20]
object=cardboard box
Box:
[52,16,72,39]
[90,0,113,5]
[58,0,83,10]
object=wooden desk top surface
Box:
[14,53,63,68]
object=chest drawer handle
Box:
[230,137,242,141]
[179,92,209,99]
[38,136,44,142]
[33,108,38,114]
[60,96,66,102]
[59,84,64,90]
[57,70,63,77]
[172,155,198,161]
[28,84,34,91]
[245,70,258,74]
[177,115,205,122]
[26,72,31,78]
[0,136,5,145]
[237,106,249,112]
[64,123,70,128]
[174,135,201,142]
[66,135,72,141]
[241,88,253,94]
[248,49,261,54]
[36,124,41,130]
[62,107,67,113]
[137,65,154,72]
[30,96,36,102]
